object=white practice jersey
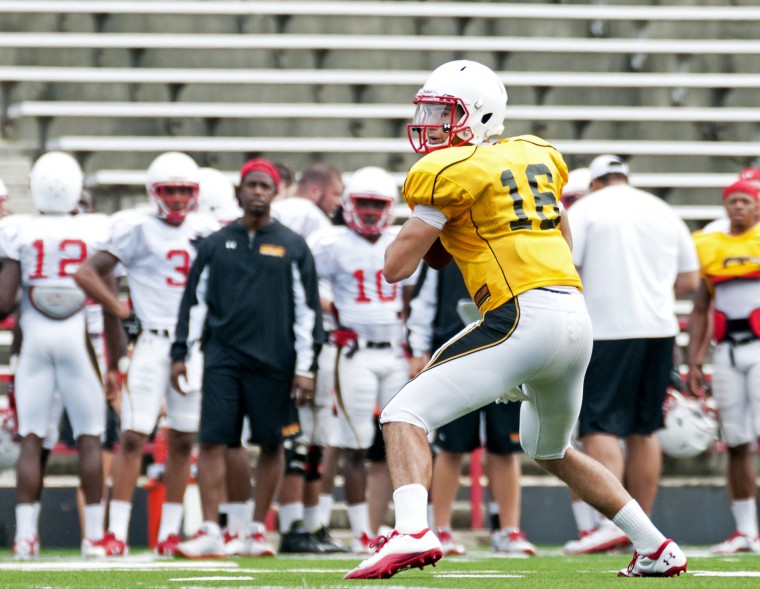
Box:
[308,225,418,342]
[272,196,332,240]
[5,213,109,319]
[0,213,32,258]
[101,209,218,330]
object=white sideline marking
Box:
[0,559,239,571]
[169,576,254,581]
[690,571,760,577]
[436,573,523,578]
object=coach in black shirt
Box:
[170,158,323,557]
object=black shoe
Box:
[279,522,325,554]
[313,526,349,553]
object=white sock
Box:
[83,503,105,541]
[245,500,254,525]
[303,505,321,533]
[731,498,759,537]
[158,502,184,542]
[393,484,428,535]
[346,502,370,538]
[15,504,37,540]
[225,502,250,536]
[318,494,334,528]
[278,502,304,533]
[108,500,132,542]
[32,502,41,526]
[612,500,666,555]
[427,503,435,530]
[572,500,598,534]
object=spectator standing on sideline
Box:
[345,59,687,580]
[271,162,346,553]
[170,158,323,558]
[308,166,417,554]
[688,179,760,554]
[407,263,536,556]
[75,152,218,556]
[563,155,699,555]
[0,152,112,558]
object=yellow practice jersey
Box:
[692,222,760,288]
[403,135,582,313]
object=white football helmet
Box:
[342,166,398,238]
[29,151,83,214]
[408,60,507,154]
[197,167,241,224]
[561,167,591,209]
[657,389,719,459]
[145,152,200,225]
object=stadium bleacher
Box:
[1,0,759,551]
[0,0,758,209]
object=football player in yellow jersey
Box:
[688,179,760,555]
[344,60,686,580]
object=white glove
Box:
[496,384,529,404]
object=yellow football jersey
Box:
[403,135,582,313]
[692,222,760,288]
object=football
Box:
[423,237,453,269]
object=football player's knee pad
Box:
[304,445,323,482]
[284,439,308,476]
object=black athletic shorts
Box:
[578,337,674,437]
[366,416,386,463]
[200,345,300,447]
[434,400,522,455]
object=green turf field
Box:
[0,547,758,588]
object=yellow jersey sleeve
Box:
[403,136,581,313]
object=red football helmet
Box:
[145,152,200,226]
[342,167,397,238]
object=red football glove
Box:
[330,328,359,348]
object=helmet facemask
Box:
[149,183,199,226]
[343,194,395,238]
[407,96,472,154]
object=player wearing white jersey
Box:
[0,152,113,558]
[75,152,218,557]
[308,167,418,553]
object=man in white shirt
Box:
[565,155,700,554]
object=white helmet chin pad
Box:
[29,151,83,214]
[407,60,508,154]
